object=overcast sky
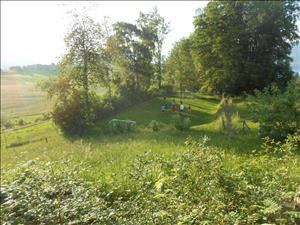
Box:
[1,1,208,69]
[1,1,299,70]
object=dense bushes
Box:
[172,114,191,130]
[249,79,300,140]
[1,161,113,225]
[51,91,100,135]
[2,136,298,224]
[149,120,160,132]
[44,72,151,135]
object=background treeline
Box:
[164,1,300,95]
[7,63,58,75]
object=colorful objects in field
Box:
[161,105,166,112]
[179,101,184,112]
[171,99,177,111]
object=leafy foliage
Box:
[172,114,191,131]
[137,7,170,89]
[1,137,299,224]
[163,37,200,92]
[192,1,300,94]
[248,79,300,140]
[149,120,160,132]
[1,161,113,225]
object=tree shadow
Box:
[60,96,260,156]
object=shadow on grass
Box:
[61,96,261,155]
[72,122,261,156]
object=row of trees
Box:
[44,8,169,133]
[9,63,57,75]
[164,1,300,95]
[45,2,299,133]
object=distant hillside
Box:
[3,63,58,76]
[291,43,300,74]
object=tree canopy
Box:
[192,1,300,95]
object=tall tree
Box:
[62,14,103,117]
[97,17,116,102]
[137,7,170,89]
[164,37,200,91]
[193,1,300,95]
[112,21,153,95]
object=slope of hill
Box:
[1,95,299,224]
[1,73,51,117]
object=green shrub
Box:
[1,137,299,224]
[52,91,100,135]
[3,121,14,129]
[1,161,114,225]
[248,79,300,140]
[149,120,160,132]
[172,114,191,130]
[18,119,25,126]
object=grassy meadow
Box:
[1,92,300,224]
[2,93,299,184]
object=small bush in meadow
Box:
[3,121,14,129]
[172,114,191,131]
[149,120,160,132]
[18,119,25,126]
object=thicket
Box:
[50,88,150,135]
[1,136,299,224]
[248,79,300,140]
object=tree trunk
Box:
[83,58,89,122]
[157,45,162,89]
[108,83,112,103]
[158,49,162,89]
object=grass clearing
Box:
[2,94,287,185]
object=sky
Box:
[1,1,299,71]
[1,1,208,69]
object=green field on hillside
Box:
[1,73,106,119]
[3,95,298,183]
[1,73,51,117]
[1,94,299,224]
